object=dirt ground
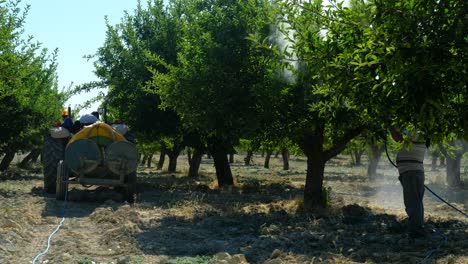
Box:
[0,154,467,264]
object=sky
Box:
[21,0,141,116]
[19,0,339,117]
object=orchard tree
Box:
[153,0,275,187]
[440,139,468,187]
[345,138,366,166]
[237,139,258,166]
[86,0,185,171]
[270,0,467,205]
[258,0,375,206]
[0,0,65,171]
[367,138,385,180]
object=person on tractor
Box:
[79,113,99,127]
[91,111,100,120]
[111,120,135,143]
[61,109,74,131]
[57,111,100,134]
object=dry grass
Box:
[0,153,466,263]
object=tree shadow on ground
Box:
[137,175,303,211]
[0,170,42,182]
[133,202,468,263]
[28,170,467,263]
[125,173,468,263]
[36,172,299,219]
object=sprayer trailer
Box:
[42,122,138,202]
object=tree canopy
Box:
[32,0,466,204]
[0,0,66,170]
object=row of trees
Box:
[76,0,466,206]
[0,0,67,171]
[346,136,468,187]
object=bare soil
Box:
[0,154,467,264]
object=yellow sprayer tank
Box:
[56,122,138,202]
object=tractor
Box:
[41,111,138,202]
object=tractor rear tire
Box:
[42,134,65,194]
[56,161,68,200]
[124,172,137,203]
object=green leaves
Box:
[369,0,468,140]
[90,0,466,151]
[151,0,276,147]
[91,0,182,139]
[0,0,65,153]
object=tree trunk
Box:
[442,140,467,187]
[188,148,203,178]
[210,143,234,187]
[207,153,212,159]
[299,126,363,208]
[187,148,192,164]
[431,152,438,171]
[274,152,279,158]
[167,144,182,173]
[367,144,382,180]
[157,145,167,170]
[229,153,234,163]
[31,149,41,163]
[141,155,147,166]
[244,150,253,166]
[0,151,15,171]
[147,153,153,168]
[299,134,327,207]
[264,149,272,168]
[440,156,445,166]
[353,149,364,166]
[213,151,234,187]
[304,154,327,207]
[281,147,290,170]
[19,149,41,167]
[446,155,461,187]
[168,154,177,173]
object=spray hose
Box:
[32,164,69,264]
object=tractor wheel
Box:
[123,172,137,203]
[56,161,68,200]
[42,134,65,194]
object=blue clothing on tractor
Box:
[62,117,74,130]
